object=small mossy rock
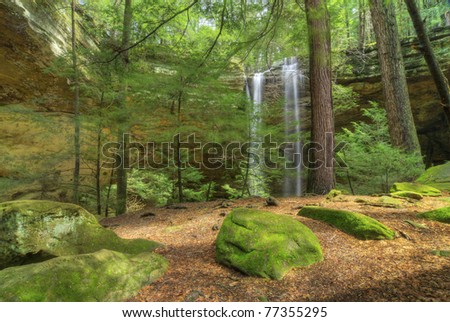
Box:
[0,200,161,269]
[390,182,441,197]
[390,191,423,200]
[298,206,395,240]
[0,249,168,301]
[265,196,280,206]
[377,196,404,207]
[216,208,323,280]
[326,189,342,200]
[416,162,450,192]
[416,207,450,224]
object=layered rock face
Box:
[253,27,450,164]
[340,27,450,164]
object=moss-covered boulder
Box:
[416,162,450,192]
[416,207,450,224]
[298,206,395,240]
[0,200,160,269]
[0,249,168,301]
[390,182,442,197]
[390,191,423,200]
[216,208,323,280]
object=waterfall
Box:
[247,73,265,196]
[282,57,304,196]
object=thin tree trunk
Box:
[96,127,102,216]
[116,0,133,215]
[105,168,114,218]
[176,91,183,203]
[368,0,422,154]
[358,0,366,51]
[344,0,351,41]
[205,181,212,201]
[404,0,450,125]
[305,0,335,195]
[71,0,81,204]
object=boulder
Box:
[0,249,168,301]
[216,208,323,280]
[416,206,450,224]
[265,196,280,206]
[390,191,423,200]
[298,206,395,240]
[390,182,442,196]
[326,189,342,200]
[415,162,450,192]
[0,200,160,269]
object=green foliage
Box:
[127,169,172,206]
[336,103,424,194]
[222,183,241,199]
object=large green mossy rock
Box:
[390,182,442,196]
[216,208,323,280]
[0,249,168,301]
[298,206,395,240]
[416,207,450,224]
[0,200,160,269]
[416,163,450,192]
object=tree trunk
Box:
[176,91,183,203]
[358,0,366,51]
[404,0,450,125]
[368,0,422,154]
[71,0,80,204]
[305,0,335,195]
[116,0,133,215]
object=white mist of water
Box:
[282,57,305,196]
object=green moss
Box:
[416,207,450,224]
[390,191,423,200]
[326,189,342,199]
[0,249,168,301]
[0,200,161,269]
[298,206,395,240]
[378,196,404,207]
[416,163,450,192]
[390,182,442,196]
[216,208,323,280]
[430,250,450,257]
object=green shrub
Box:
[336,104,424,194]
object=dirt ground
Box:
[101,195,450,302]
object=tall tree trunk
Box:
[116,0,133,215]
[404,0,450,125]
[96,127,102,216]
[176,90,183,203]
[71,0,81,204]
[358,0,366,51]
[305,0,335,195]
[368,0,422,154]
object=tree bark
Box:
[176,90,184,203]
[71,0,80,204]
[305,0,335,195]
[116,0,133,215]
[368,0,422,154]
[358,0,366,51]
[404,0,450,125]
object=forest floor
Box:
[101,195,450,302]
